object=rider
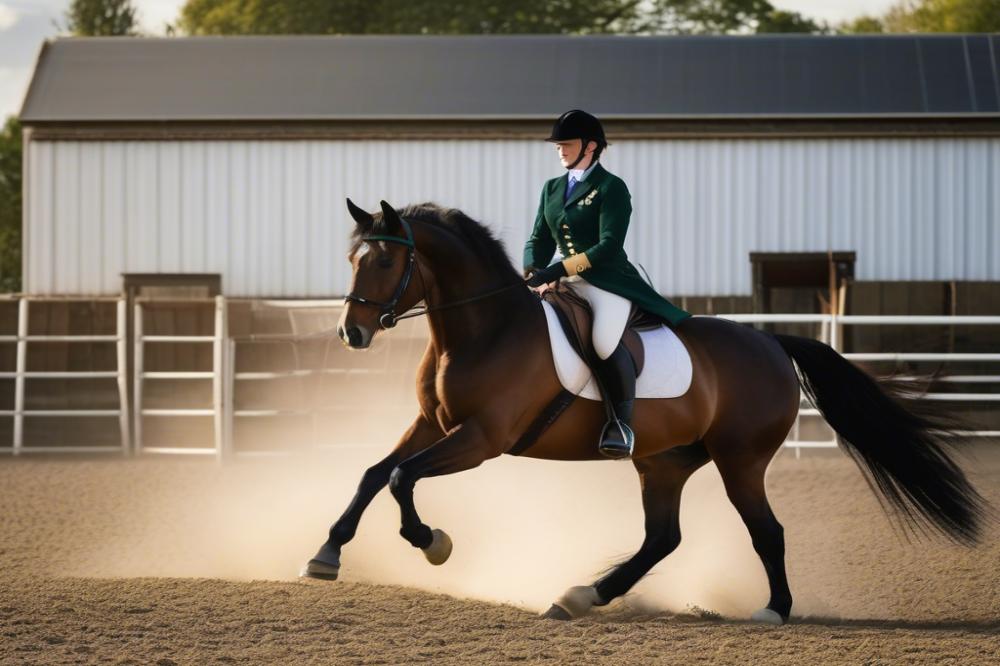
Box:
[523,109,692,459]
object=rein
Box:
[346,217,524,329]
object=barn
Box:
[12,33,1000,456]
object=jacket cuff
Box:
[561,253,592,275]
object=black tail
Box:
[773,333,989,545]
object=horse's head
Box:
[338,199,425,349]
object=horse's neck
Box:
[414,224,537,352]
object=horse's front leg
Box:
[302,415,444,580]
[388,418,504,563]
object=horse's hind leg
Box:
[542,441,710,620]
[712,443,792,624]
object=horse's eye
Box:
[377,255,393,269]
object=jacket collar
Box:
[563,161,607,209]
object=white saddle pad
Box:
[540,300,693,401]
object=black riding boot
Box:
[592,341,636,459]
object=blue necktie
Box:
[565,176,578,201]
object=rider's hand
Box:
[532,281,557,295]
[525,262,568,288]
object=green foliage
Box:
[0,116,21,293]
[839,15,886,33]
[900,0,1000,31]
[65,0,140,36]
[755,9,825,33]
[177,0,645,35]
[644,0,826,34]
[841,0,1000,33]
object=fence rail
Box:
[1,297,997,459]
[133,296,226,460]
[0,296,128,455]
[717,312,1000,453]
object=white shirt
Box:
[567,160,598,184]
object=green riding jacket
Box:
[522,162,692,327]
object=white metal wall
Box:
[25,138,1000,297]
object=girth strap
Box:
[508,388,577,456]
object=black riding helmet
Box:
[545,109,608,169]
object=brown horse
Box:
[303,199,987,624]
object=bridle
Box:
[345,217,523,329]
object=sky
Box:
[1,0,897,122]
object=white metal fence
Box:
[718,313,1000,453]
[133,296,227,459]
[0,296,129,455]
[2,297,997,458]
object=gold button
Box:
[568,249,577,255]
[564,234,571,239]
[566,242,574,247]
[561,224,569,229]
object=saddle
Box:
[541,281,661,375]
[507,283,693,455]
[538,281,693,401]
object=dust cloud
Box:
[72,422,768,618]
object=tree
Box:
[902,0,1000,31]
[64,0,140,36]
[840,0,1000,33]
[178,0,646,35]
[643,0,825,34]
[839,15,885,33]
[0,116,21,293]
[755,9,825,33]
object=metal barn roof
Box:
[18,34,1000,123]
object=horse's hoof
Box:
[750,608,785,625]
[547,586,602,619]
[541,604,572,620]
[300,542,341,581]
[422,528,452,566]
[300,558,340,581]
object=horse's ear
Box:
[346,198,373,228]
[378,200,402,233]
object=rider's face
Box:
[556,139,595,169]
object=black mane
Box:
[354,202,522,281]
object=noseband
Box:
[345,217,522,329]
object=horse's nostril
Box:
[346,326,362,347]
[337,325,346,341]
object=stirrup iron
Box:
[598,415,634,459]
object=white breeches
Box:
[563,275,631,360]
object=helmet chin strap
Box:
[566,141,589,170]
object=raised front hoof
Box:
[300,558,340,581]
[750,608,786,625]
[541,604,572,621]
[543,586,603,620]
[421,528,453,566]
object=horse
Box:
[302,198,988,624]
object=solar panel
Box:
[19,35,1000,122]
